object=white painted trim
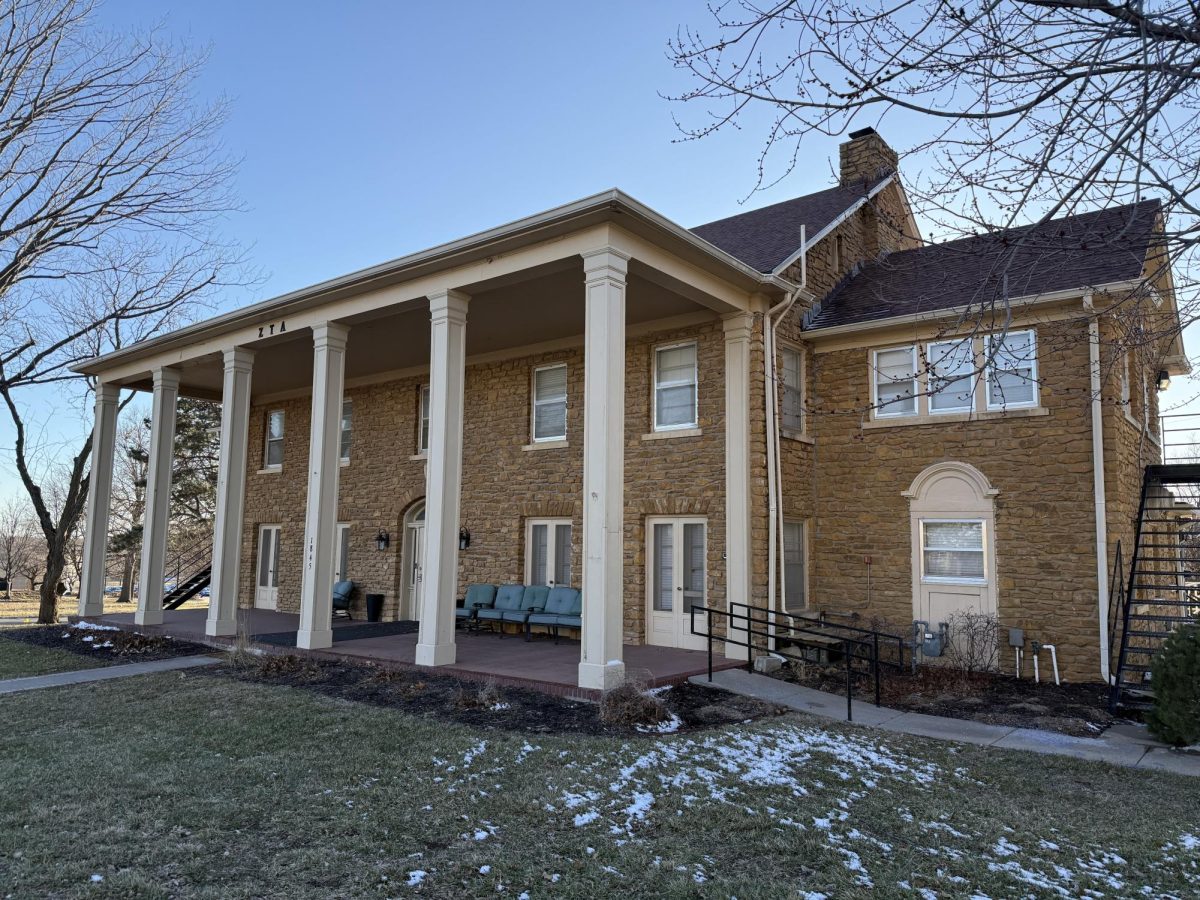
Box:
[723,311,754,659]
[984,329,1039,411]
[530,362,569,443]
[651,339,700,432]
[78,384,121,617]
[135,367,181,627]
[524,517,573,587]
[1085,294,1112,683]
[871,345,919,418]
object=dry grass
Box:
[599,671,670,727]
[0,590,207,623]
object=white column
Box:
[578,248,629,691]
[297,322,349,649]
[206,348,255,637]
[723,312,754,660]
[135,367,181,626]
[78,383,121,617]
[415,289,469,667]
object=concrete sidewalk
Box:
[0,655,220,695]
[693,668,1200,776]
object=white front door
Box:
[403,510,426,620]
[255,525,281,610]
[526,518,572,587]
[646,517,708,650]
[916,518,994,626]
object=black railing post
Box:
[845,639,853,722]
[873,632,881,707]
[707,608,713,683]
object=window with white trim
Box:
[873,346,918,416]
[339,399,352,461]
[921,519,986,583]
[532,364,567,442]
[654,342,698,430]
[927,339,975,414]
[985,329,1038,410]
[264,410,285,468]
[782,520,806,612]
[334,523,351,584]
[1120,353,1132,411]
[780,346,804,432]
[418,385,430,454]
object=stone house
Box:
[74,130,1187,687]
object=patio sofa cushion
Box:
[525,588,583,629]
[499,584,550,623]
[332,580,355,616]
[456,583,496,619]
[475,584,525,621]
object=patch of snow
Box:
[636,713,682,734]
[573,811,600,827]
[72,621,119,632]
[489,702,511,711]
[405,870,427,887]
[479,865,491,874]
[90,874,104,883]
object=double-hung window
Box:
[780,346,804,432]
[532,364,567,442]
[264,410,285,468]
[339,399,353,462]
[782,520,806,612]
[417,385,430,454]
[922,520,986,583]
[654,342,698,430]
[927,339,974,414]
[985,330,1038,410]
[873,346,918,416]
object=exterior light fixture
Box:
[459,527,471,551]
[374,529,390,551]
[1156,370,1171,392]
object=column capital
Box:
[151,366,181,391]
[95,382,121,404]
[222,346,256,371]
[721,311,755,341]
[428,289,470,322]
[311,321,350,351]
[581,247,630,280]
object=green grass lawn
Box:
[0,634,109,679]
[0,668,1197,899]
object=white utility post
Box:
[206,347,255,637]
[578,248,629,691]
[135,367,181,626]
[297,322,349,650]
[415,289,469,667]
[78,383,121,617]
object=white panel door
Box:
[526,519,572,587]
[645,517,707,650]
[254,525,281,610]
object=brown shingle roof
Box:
[806,199,1160,330]
[690,177,889,274]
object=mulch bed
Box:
[773,661,1114,737]
[0,625,212,665]
[202,654,784,736]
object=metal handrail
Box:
[691,602,903,722]
[731,602,909,664]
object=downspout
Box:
[1085,293,1112,682]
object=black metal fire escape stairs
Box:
[161,545,212,611]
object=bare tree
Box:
[669,2,1197,365]
[0,495,34,599]
[0,0,245,623]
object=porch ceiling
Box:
[121,260,711,400]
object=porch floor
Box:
[82,608,744,698]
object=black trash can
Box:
[365,593,385,623]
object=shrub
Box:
[1147,625,1200,747]
[943,610,1000,677]
[599,676,670,728]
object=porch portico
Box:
[75,193,795,690]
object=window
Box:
[780,347,804,432]
[873,346,918,416]
[1141,367,1151,428]
[654,342,699,430]
[927,339,974,413]
[532,364,568,442]
[921,520,986,583]
[264,410,285,468]
[986,330,1038,410]
[782,520,806,612]
[1120,353,1132,411]
[339,399,352,461]
[833,233,843,273]
[526,518,572,587]
[417,385,430,453]
[334,523,351,584]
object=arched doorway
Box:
[903,462,999,629]
[401,500,426,621]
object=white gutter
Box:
[1084,292,1112,683]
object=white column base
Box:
[414,641,457,667]
[79,597,105,618]
[297,627,333,650]
[205,618,237,638]
[578,659,626,692]
[135,607,163,627]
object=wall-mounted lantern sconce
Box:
[1156,370,1171,392]
[459,527,471,551]
[374,529,390,551]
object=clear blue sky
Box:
[1,1,1195,502]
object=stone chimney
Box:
[839,127,898,187]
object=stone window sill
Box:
[409,452,428,461]
[339,458,350,468]
[861,406,1048,430]
[781,428,814,445]
[256,466,282,475]
[641,427,702,441]
[523,439,568,451]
